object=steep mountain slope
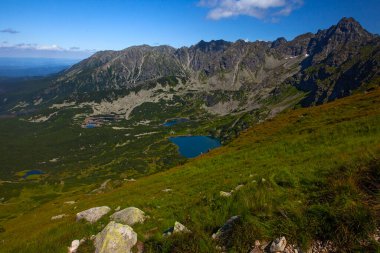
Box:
[1,87,379,253]
[285,17,380,105]
[4,18,378,121]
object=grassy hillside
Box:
[1,88,379,252]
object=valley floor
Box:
[0,88,380,252]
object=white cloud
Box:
[199,0,303,20]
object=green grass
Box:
[0,88,379,252]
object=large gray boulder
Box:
[76,206,111,223]
[94,221,137,253]
[110,207,146,226]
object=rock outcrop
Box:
[94,221,137,253]
[76,206,111,223]
[110,207,146,226]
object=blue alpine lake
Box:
[23,170,44,178]
[163,118,189,127]
[86,123,96,128]
[169,136,221,158]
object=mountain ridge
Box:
[1,17,379,130]
[36,17,379,105]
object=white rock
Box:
[162,188,172,192]
[173,221,191,234]
[68,239,80,253]
[51,214,67,220]
[235,185,244,191]
[220,191,232,197]
[76,206,111,223]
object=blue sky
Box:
[0,0,379,58]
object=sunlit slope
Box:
[1,88,380,252]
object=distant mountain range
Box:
[2,17,379,117]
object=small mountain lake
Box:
[169,136,221,158]
[22,170,44,179]
[86,123,96,128]
[163,118,189,127]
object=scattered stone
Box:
[219,191,232,197]
[284,243,300,253]
[49,158,59,163]
[250,240,274,253]
[252,180,257,183]
[124,178,136,182]
[261,178,266,183]
[173,221,191,234]
[51,214,67,220]
[76,206,111,223]
[215,245,226,252]
[94,221,137,253]
[235,184,244,191]
[162,188,172,192]
[163,221,191,236]
[92,179,111,193]
[308,240,336,253]
[371,228,380,242]
[110,207,146,226]
[64,201,76,205]
[270,236,287,252]
[115,206,121,211]
[68,239,80,253]
[212,215,241,244]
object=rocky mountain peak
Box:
[271,37,288,48]
[321,17,373,43]
[193,40,232,52]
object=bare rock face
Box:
[94,221,137,253]
[270,236,287,252]
[76,206,111,223]
[110,207,146,226]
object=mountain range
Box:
[1,18,378,124]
